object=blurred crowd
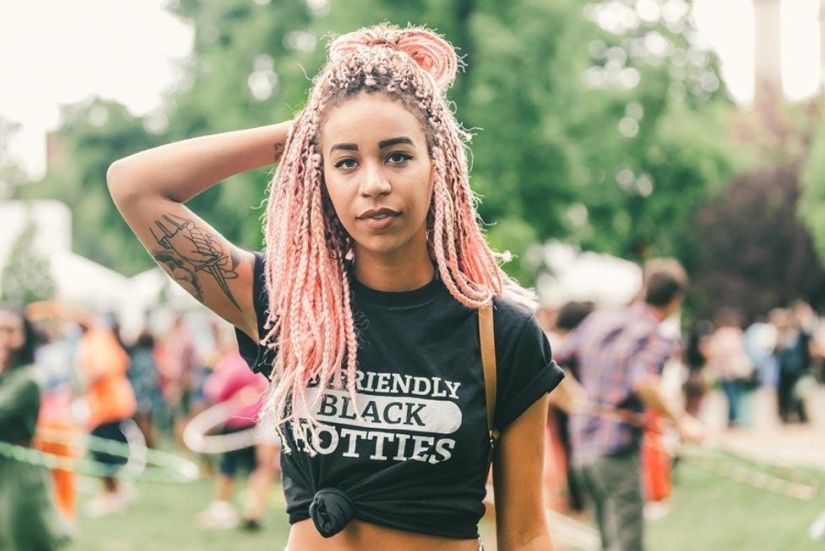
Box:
[6,301,273,527]
[3,293,824,548]
[684,301,823,428]
[535,297,825,519]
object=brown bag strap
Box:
[479,303,500,470]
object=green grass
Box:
[647,460,825,551]
[66,477,292,551]
[65,458,825,550]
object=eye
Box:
[386,152,412,165]
[334,158,358,170]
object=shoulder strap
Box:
[479,303,500,471]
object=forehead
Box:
[321,93,426,149]
[0,311,23,329]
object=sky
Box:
[0,0,194,178]
[0,0,821,179]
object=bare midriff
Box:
[287,519,480,550]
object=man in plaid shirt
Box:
[554,259,704,551]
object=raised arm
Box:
[107,122,291,339]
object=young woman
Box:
[109,23,562,550]
[0,306,72,550]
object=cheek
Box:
[322,176,353,233]
[419,168,435,213]
[0,327,23,351]
[322,174,344,216]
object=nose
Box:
[359,161,391,197]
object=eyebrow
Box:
[329,143,358,153]
[328,137,415,155]
[379,137,414,149]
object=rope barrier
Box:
[182,402,262,454]
[1,423,199,483]
[571,403,821,501]
[677,443,820,501]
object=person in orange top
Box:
[77,325,136,430]
[27,301,138,518]
[75,318,138,517]
[31,320,79,522]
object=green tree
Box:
[693,92,825,316]
[26,99,166,275]
[800,117,825,265]
[30,0,742,286]
[0,117,27,199]
[559,0,743,265]
[1,214,56,305]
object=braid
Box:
[261,23,533,433]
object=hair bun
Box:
[329,24,459,90]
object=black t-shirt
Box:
[236,253,563,539]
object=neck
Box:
[353,246,435,292]
[642,302,675,322]
[0,351,15,373]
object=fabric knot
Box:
[309,488,354,538]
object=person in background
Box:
[811,317,825,383]
[682,320,712,418]
[158,313,199,445]
[542,300,593,514]
[744,314,778,389]
[0,305,72,550]
[125,326,162,448]
[30,316,80,522]
[30,302,139,518]
[773,306,811,424]
[554,259,705,551]
[195,348,272,530]
[703,308,753,428]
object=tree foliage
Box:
[28,0,742,286]
[0,117,27,199]
[689,166,825,321]
[685,95,825,320]
[25,100,167,275]
[800,119,825,266]
[0,214,56,306]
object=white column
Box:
[820,0,825,92]
[753,0,783,97]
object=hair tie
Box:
[329,25,458,90]
[395,29,457,89]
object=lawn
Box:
[66,475,291,551]
[64,456,825,550]
[647,459,824,551]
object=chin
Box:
[354,235,420,258]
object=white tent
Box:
[0,200,71,261]
[535,241,643,309]
[0,200,199,332]
[49,250,131,310]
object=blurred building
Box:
[822,0,825,91]
[753,0,783,97]
[753,0,824,99]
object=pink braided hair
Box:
[261,23,532,438]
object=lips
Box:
[357,207,401,220]
[356,207,401,230]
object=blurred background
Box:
[1,0,824,549]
